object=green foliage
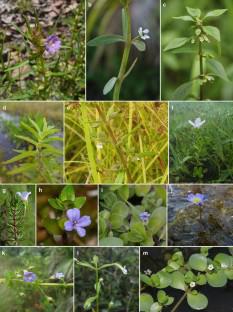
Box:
[2,116,63,183]
[169,102,233,183]
[140,248,233,311]
[0,185,35,246]
[99,185,166,246]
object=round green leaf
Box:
[140,293,153,312]
[214,253,233,268]
[189,254,207,272]
[150,303,162,312]
[109,201,129,229]
[135,185,151,197]
[157,271,172,289]
[187,292,208,310]
[206,270,227,287]
[171,271,186,290]
[99,237,124,246]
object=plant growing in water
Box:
[3,116,63,183]
[140,248,233,311]
[87,0,150,100]
[164,7,228,100]
[75,254,127,311]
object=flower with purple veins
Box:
[45,34,61,55]
[187,193,205,206]
[23,271,37,282]
[139,211,151,222]
[64,208,91,237]
[16,191,31,202]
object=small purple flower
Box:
[23,271,37,282]
[187,193,205,206]
[16,191,31,201]
[64,208,91,237]
[51,272,64,279]
[140,211,151,222]
[45,34,61,55]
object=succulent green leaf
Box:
[140,293,153,312]
[214,253,233,268]
[117,185,130,200]
[171,271,186,290]
[206,270,227,287]
[189,254,207,272]
[109,201,129,229]
[103,77,118,95]
[132,39,146,52]
[150,303,162,312]
[187,291,208,310]
[147,207,166,235]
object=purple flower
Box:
[23,271,37,282]
[187,193,205,206]
[64,208,91,237]
[45,34,61,55]
[139,211,151,222]
[16,191,31,201]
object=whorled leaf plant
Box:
[164,7,229,100]
[88,0,150,100]
[140,247,233,312]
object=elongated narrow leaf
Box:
[123,58,138,79]
[15,135,38,146]
[204,9,227,19]
[103,77,117,95]
[132,39,146,51]
[203,26,220,42]
[173,15,194,21]
[172,81,193,100]
[4,60,29,72]
[87,34,125,47]
[3,151,36,164]
[206,59,230,82]
[186,7,201,18]
[8,163,36,175]
[164,37,189,52]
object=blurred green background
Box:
[162,0,233,100]
[87,0,160,100]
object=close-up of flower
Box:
[51,272,64,280]
[16,191,31,202]
[23,271,37,282]
[188,117,206,128]
[64,208,91,237]
[138,27,150,40]
[139,211,151,222]
[45,34,61,55]
[187,193,205,206]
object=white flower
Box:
[144,269,152,276]
[138,27,150,40]
[122,266,128,275]
[208,264,214,271]
[190,282,196,288]
[188,117,206,128]
[221,263,228,269]
[96,142,103,149]
[16,192,31,201]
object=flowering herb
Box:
[187,193,205,206]
[45,34,61,55]
[16,192,31,202]
[64,208,91,237]
[188,117,206,128]
[23,271,37,282]
[139,211,151,222]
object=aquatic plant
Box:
[3,116,63,183]
[99,185,166,246]
[87,0,150,100]
[75,254,127,311]
[164,7,228,100]
[140,248,233,311]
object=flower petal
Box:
[64,221,74,231]
[188,120,195,127]
[75,226,86,237]
[66,208,80,221]
[78,216,91,227]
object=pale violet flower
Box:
[16,192,31,201]
[64,208,91,237]
[188,117,206,128]
[138,27,150,40]
[51,272,64,279]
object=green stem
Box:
[113,5,131,100]
[171,292,187,312]
[96,268,99,312]
[0,278,73,287]
[199,40,204,100]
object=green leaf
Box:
[150,303,162,312]
[117,186,130,200]
[135,185,151,197]
[140,293,153,312]
[74,197,86,208]
[132,39,146,52]
[164,37,189,52]
[60,185,75,202]
[147,207,166,235]
[214,253,233,268]
[99,237,124,246]
[3,151,36,164]
[196,274,207,286]
[43,219,63,235]
[88,34,125,46]
[156,271,172,289]
[206,59,230,82]
[122,8,128,39]
[225,269,233,280]
[48,198,64,210]
[204,9,227,19]
[84,296,97,310]
[173,16,194,21]
[172,80,194,100]
[187,291,208,310]
[189,254,207,272]
[171,271,186,290]
[186,7,201,18]
[157,290,167,304]
[7,163,36,175]
[202,26,220,42]
[127,222,147,242]
[103,77,117,95]
[206,270,227,287]
[141,274,153,287]
[109,201,129,229]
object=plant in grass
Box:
[164,7,228,100]
[2,116,63,183]
[99,185,166,246]
[75,254,128,311]
[87,0,150,100]
[65,102,168,184]
[39,185,91,245]
[140,247,233,311]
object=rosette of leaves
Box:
[164,7,229,100]
[140,247,233,311]
[39,185,87,245]
[99,185,166,246]
[3,116,63,183]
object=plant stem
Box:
[96,268,99,312]
[171,292,187,312]
[113,5,131,100]
[199,40,204,100]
